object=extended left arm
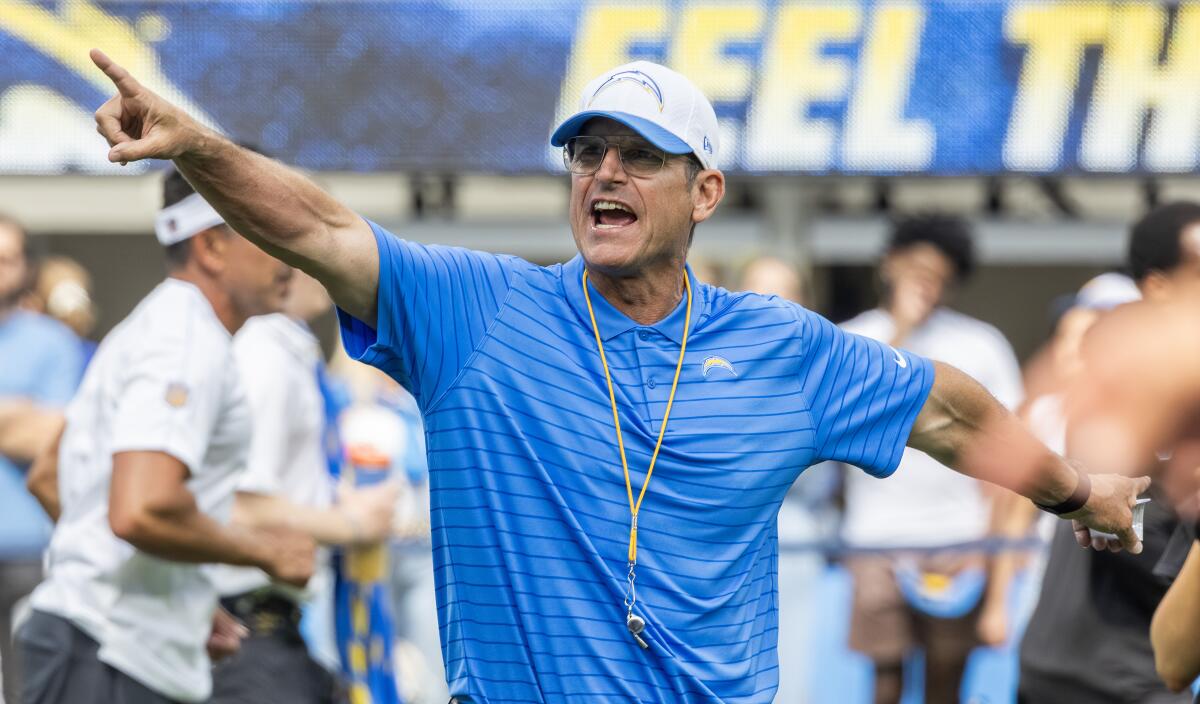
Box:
[0,400,65,464]
[908,361,1149,552]
[1151,542,1200,691]
[231,481,397,547]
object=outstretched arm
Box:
[109,451,315,586]
[908,361,1149,553]
[232,481,398,547]
[1152,542,1200,691]
[0,400,65,464]
[89,49,378,324]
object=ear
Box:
[1139,271,1169,301]
[190,227,229,276]
[691,169,725,225]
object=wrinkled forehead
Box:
[577,117,650,145]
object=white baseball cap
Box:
[550,61,720,170]
[154,192,225,247]
[1074,272,1141,310]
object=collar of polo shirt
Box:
[564,256,705,343]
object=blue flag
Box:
[317,365,403,704]
[332,544,401,704]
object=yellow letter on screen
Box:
[1003,2,1109,171]
[1081,4,1200,172]
[668,4,764,104]
[548,3,669,166]
[842,2,933,170]
[667,3,765,162]
[744,4,860,171]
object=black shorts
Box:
[16,610,180,704]
[209,592,344,704]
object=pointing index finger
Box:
[90,48,142,98]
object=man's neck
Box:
[586,264,686,325]
[169,272,246,335]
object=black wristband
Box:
[1035,470,1091,515]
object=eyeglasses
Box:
[562,136,670,177]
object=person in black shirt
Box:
[1019,203,1200,704]
[1019,490,1188,704]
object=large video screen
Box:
[2,1,1195,175]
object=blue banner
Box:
[2,1,1198,175]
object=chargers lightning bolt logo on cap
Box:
[702,356,737,378]
[588,70,665,112]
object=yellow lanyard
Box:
[582,270,691,565]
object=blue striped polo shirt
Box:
[338,222,935,703]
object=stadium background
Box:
[2,0,1195,701]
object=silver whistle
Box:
[626,613,649,649]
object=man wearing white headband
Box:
[88,50,1148,702]
[19,169,314,704]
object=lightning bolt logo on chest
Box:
[701,356,737,379]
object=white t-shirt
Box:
[31,278,251,703]
[210,314,331,599]
[839,307,1023,547]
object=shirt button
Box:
[638,330,650,341]
[647,378,657,389]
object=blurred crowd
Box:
[3,171,1200,704]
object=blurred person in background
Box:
[88,51,1150,703]
[1101,280,1200,698]
[1143,329,1200,695]
[1017,273,1140,417]
[1152,503,1200,698]
[737,255,832,704]
[23,256,99,365]
[328,352,445,704]
[208,268,397,704]
[17,170,314,704]
[838,215,1024,704]
[686,255,722,287]
[1015,203,1200,704]
[738,255,812,307]
[980,272,1141,657]
[0,215,86,704]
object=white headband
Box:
[154,193,225,246]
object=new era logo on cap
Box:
[551,60,720,171]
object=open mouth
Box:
[592,200,638,230]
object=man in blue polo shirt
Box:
[0,214,85,702]
[89,50,1149,702]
